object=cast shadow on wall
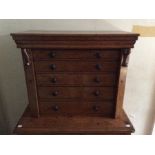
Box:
[0,34,28,134]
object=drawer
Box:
[39,101,115,117]
[36,73,117,87]
[33,49,121,61]
[34,60,119,73]
[38,87,115,101]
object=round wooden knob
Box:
[51,77,57,83]
[94,90,100,96]
[49,51,56,58]
[52,105,59,111]
[52,91,59,96]
[95,52,101,58]
[95,64,102,70]
[50,64,56,70]
[93,106,99,111]
[94,77,100,83]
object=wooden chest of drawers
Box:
[11,31,139,134]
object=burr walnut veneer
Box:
[11,31,139,134]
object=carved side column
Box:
[122,48,131,67]
[115,48,131,118]
[22,49,39,117]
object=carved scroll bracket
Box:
[122,48,131,67]
[23,49,31,66]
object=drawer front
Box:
[36,73,117,87]
[34,61,119,73]
[39,101,115,117]
[33,49,121,61]
[38,87,115,101]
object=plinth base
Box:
[14,107,134,135]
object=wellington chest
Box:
[11,31,139,134]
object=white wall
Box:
[0,19,155,134]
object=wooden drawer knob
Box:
[95,64,102,70]
[95,52,101,58]
[94,77,100,83]
[52,91,59,96]
[49,51,56,58]
[52,105,59,111]
[93,106,99,111]
[51,77,57,83]
[50,64,56,70]
[94,90,100,96]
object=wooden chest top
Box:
[11,30,139,48]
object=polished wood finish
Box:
[36,73,117,87]
[11,31,139,134]
[34,60,119,73]
[33,49,120,61]
[11,31,139,49]
[39,101,114,117]
[38,87,115,101]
